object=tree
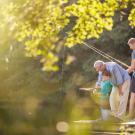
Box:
[0,0,135,71]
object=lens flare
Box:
[56,121,69,132]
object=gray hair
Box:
[94,60,105,68]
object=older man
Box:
[94,60,131,119]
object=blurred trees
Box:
[0,0,135,71]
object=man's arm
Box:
[112,65,123,95]
[117,85,123,96]
[95,71,102,88]
[131,59,135,70]
[127,58,135,73]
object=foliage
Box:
[1,0,135,71]
[128,0,135,27]
[0,0,69,71]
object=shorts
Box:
[130,73,135,93]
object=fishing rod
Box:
[79,87,100,94]
[82,42,129,68]
[79,87,97,91]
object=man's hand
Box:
[118,85,123,96]
[127,66,133,73]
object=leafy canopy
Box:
[0,0,135,71]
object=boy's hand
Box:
[95,85,101,89]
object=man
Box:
[94,60,131,119]
[127,38,135,119]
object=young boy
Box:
[100,71,112,108]
[96,70,112,120]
